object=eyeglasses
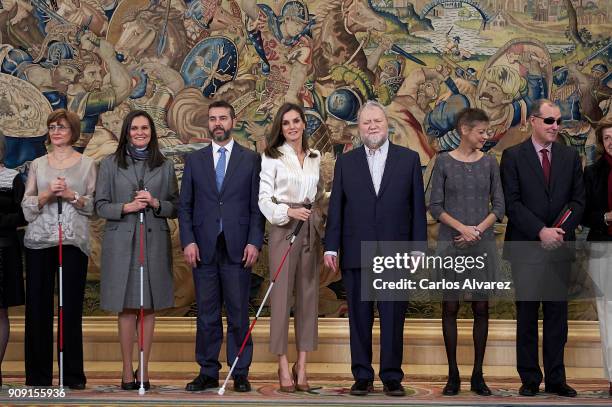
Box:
[48,125,69,133]
[534,116,562,125]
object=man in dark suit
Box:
[324,100,427,397]
[178,100,264,392]
[500,99,585,397]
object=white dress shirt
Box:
[212,138,234,172]
[365,139,389,194]
[259,143,321,225]
[324,140,390,258]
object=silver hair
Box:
[357,100,388,122]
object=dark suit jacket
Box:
[583,157,612,241]
[178,142,265,264]
[500,138,585,262]
[324,142,427,270]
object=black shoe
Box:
[233,375,251,392]
[383,380,405,396]
[67,382,86,390]
[185,374,219,391]
[545,382,577,397]
[519,383,539,396]
[442,374,460,396]
[470,374,491,396]
[121,380,138,391]
[134,370,150,391]
[350,379,374,396]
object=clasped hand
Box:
[539,227,565,250]
[49,177,74,200]
[454,225,481,248]
[123,190,156,213]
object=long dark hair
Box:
[114,110,165,169]
[264,103,316,159]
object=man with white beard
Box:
[324,101,427,397]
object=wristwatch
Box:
[70,191,80,204]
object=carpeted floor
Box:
[1,374,611,406]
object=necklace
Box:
[50,148,75,169]
[450,150,481,173]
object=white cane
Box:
[138,206,146,396]
[57,198,64,389]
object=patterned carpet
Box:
[1,374,611,406]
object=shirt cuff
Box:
[324,250,338,257]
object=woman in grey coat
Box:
[95,110,178,390]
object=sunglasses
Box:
[534,116,562,125]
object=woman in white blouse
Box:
[259,103,323,392]
[22,109,97,389]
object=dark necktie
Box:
[540,148,550,185]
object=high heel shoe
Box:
[442,371,460,396]
[134,370,151,391]
[120,378,138,391]
[292,363,311,392]
[470,373,491,396]
[277,368,295,393]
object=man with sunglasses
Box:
[500,99,585,398]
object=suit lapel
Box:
[220,142,244,196]
[549,142,564,197]
[522,139,549,194]
[117,163,140,189]
[356,145,377,197]
[377,142,397,198]
[143,164,162,186]
[202,146,218,195]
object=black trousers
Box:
[513,262,570,387]
[516,300,568,386]
[343,268,407,383]
[25,246,87,386]
[193,233,252,379]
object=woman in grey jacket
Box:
[95,110,178,390]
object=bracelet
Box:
[70,191,80,204]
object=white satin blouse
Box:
[258,143,321,225]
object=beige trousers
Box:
[268,217,320,355]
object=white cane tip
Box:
[218,387,225,396]
[138,387,145,396]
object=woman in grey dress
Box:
[95,110,178,390]
[429,108,505,397]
